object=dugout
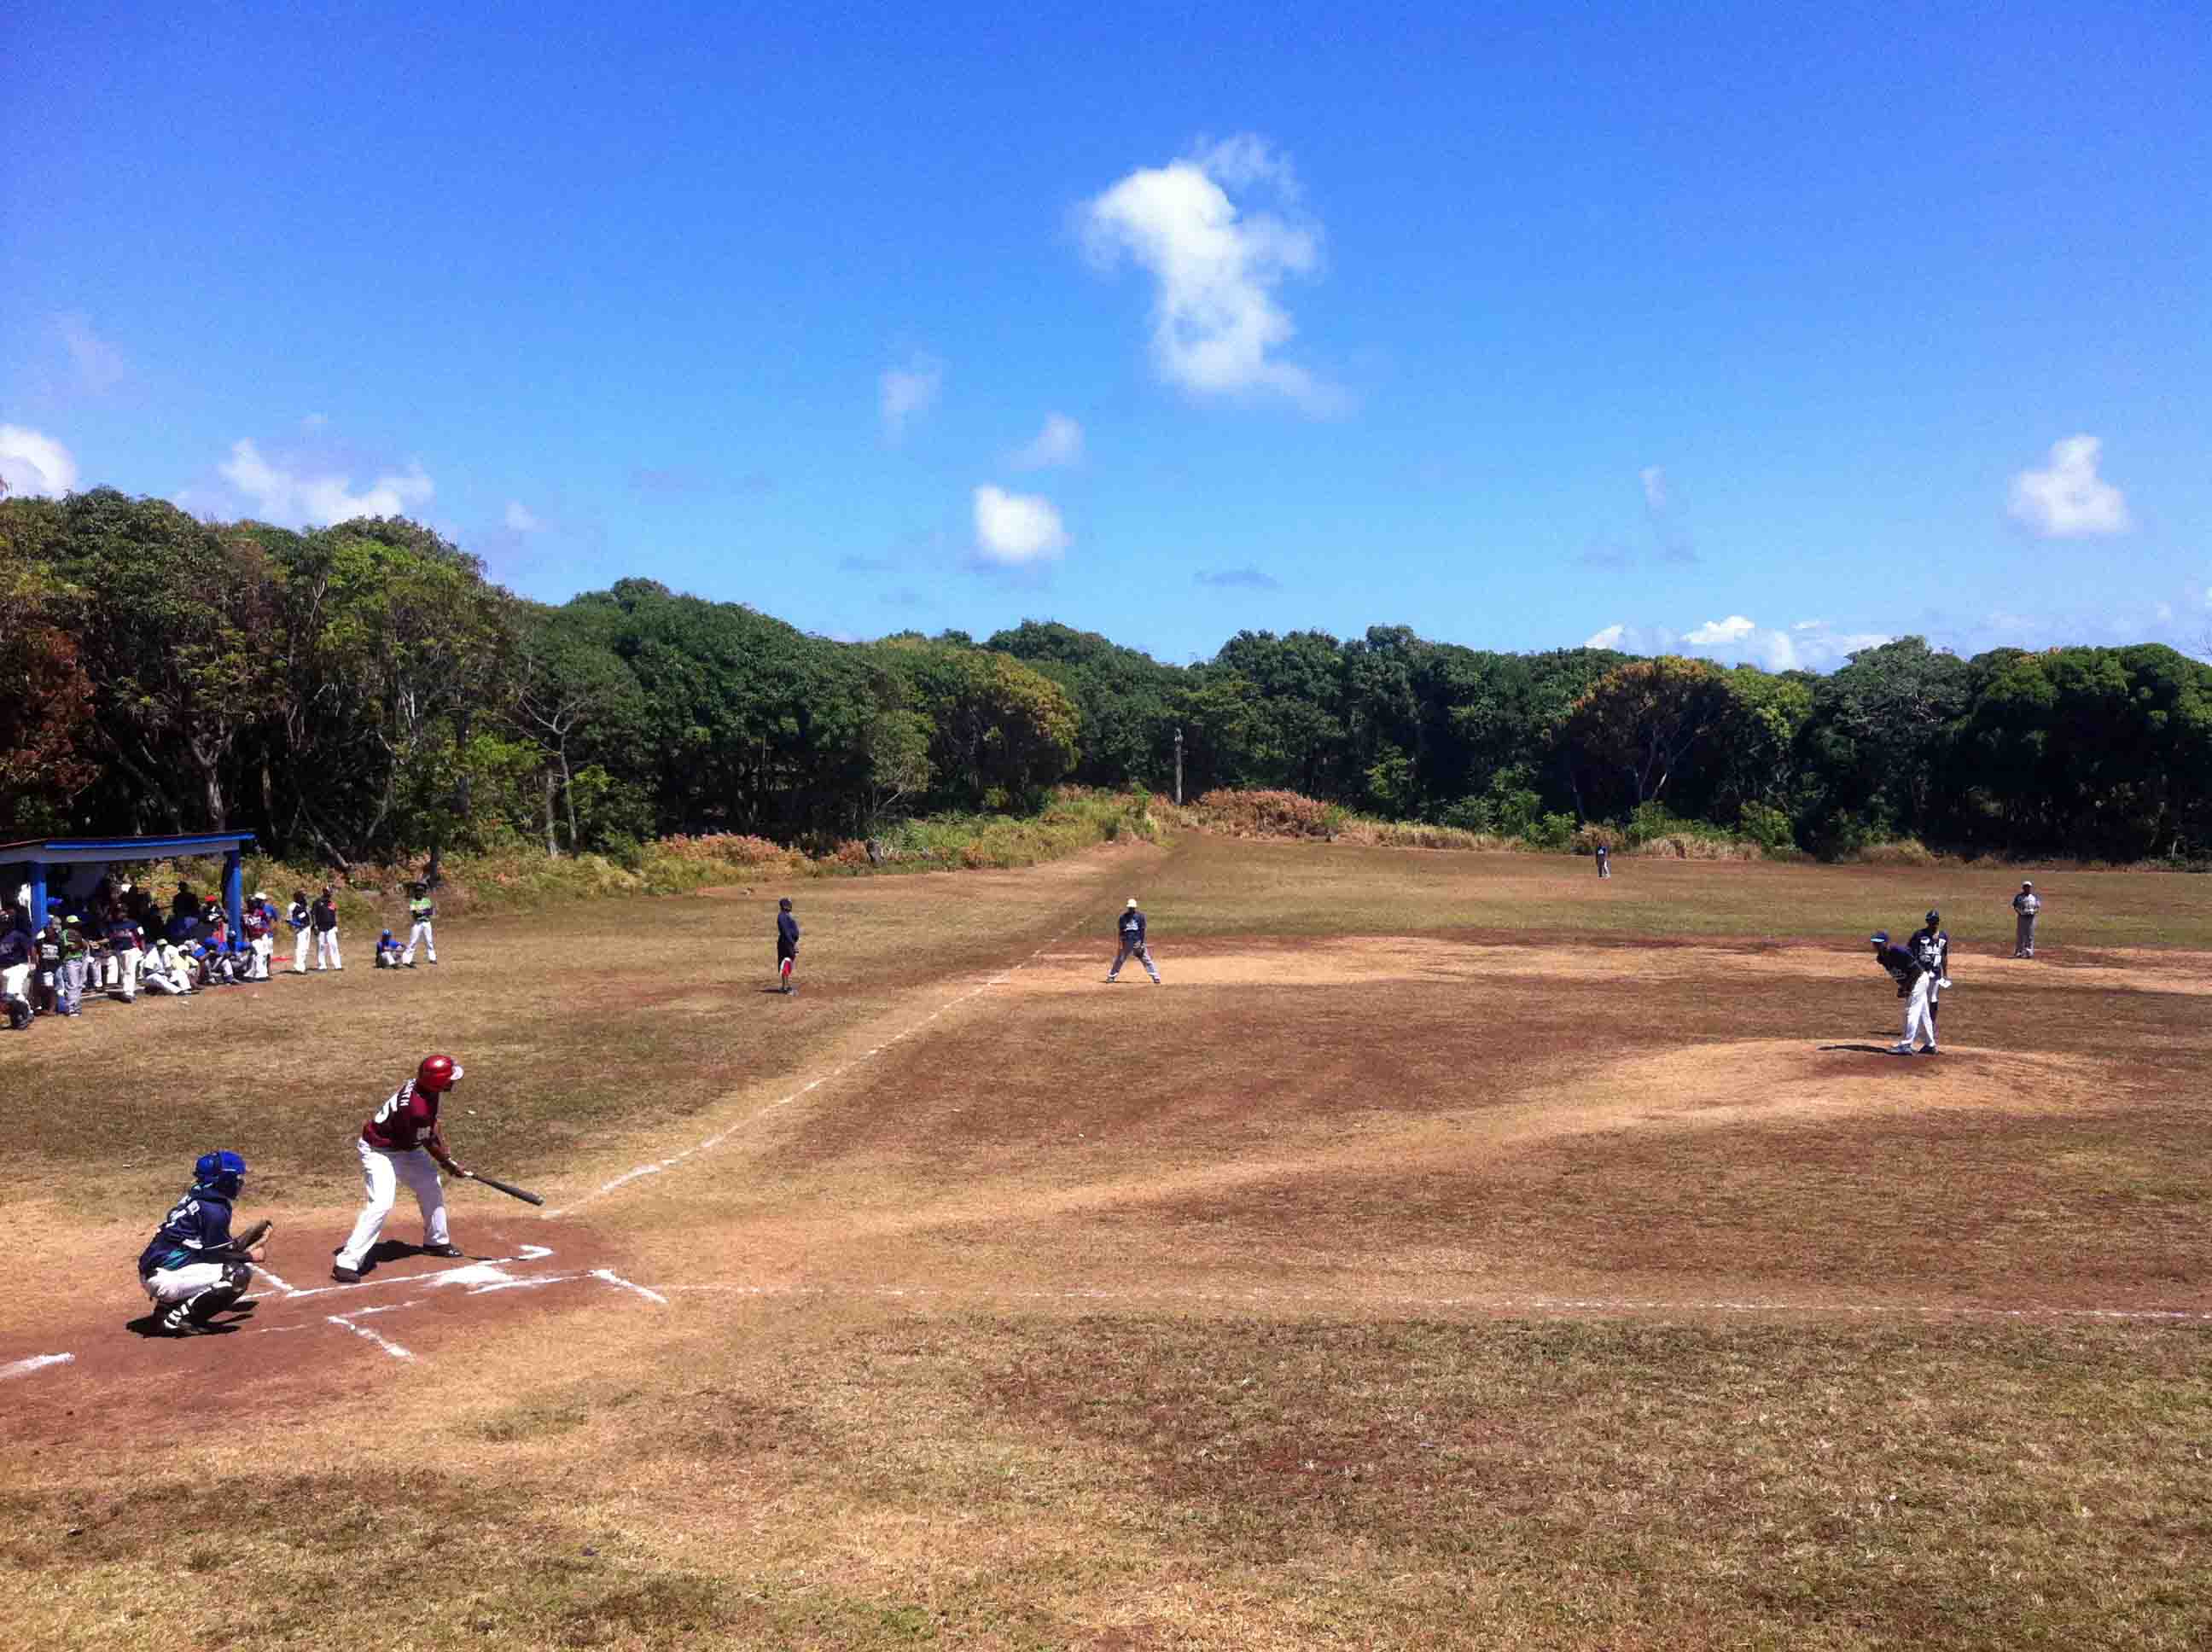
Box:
[2,831,256,948]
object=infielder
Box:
[401,881,437,967]
[1596,844,1611,879]
[137,1151,271,1335]
[776,897,800,993]
[1108,898,1161,983]
[2011,881,2041,957]
[1909,910,1952,1033]
[1871,931,1936,1055]
[332,1054,470,1282]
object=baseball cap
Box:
[1126,898,1139,908]
[2022,880,2034,888]
[1870,932,1889,944]
[1925,910,1940,923]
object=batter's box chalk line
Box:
[550,905,1095,1220]
[243,1245,672,1364]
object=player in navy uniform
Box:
[332,1055,471,1281]
[776,898,800,993]
[1871,931,1936,1055]
[1909,910,1952,1038]
[1108,898,1161,983]
[137,1151,271,1334]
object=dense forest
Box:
[5,488,2210,864]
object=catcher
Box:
[137,1150,271,1335]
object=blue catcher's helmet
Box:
[194,1149,247,1196]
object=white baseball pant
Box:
[315,928,342,969]
[403,922,435,964]
[1,962,28,1008]
[251,934,274,978]
[292,928,311,972]
[113,945,142,999]
[335,1140,451,1270]
[1900,974,1937,1048]
[143,1259,238,1306]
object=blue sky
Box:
[5,2,2206,670]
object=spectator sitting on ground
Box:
[375,930,405,969]
[140,938,192,996]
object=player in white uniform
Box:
[332,1054,471,1282]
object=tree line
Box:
[5,489,2209,864]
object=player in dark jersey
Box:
[776,898,800,993]
[331,1055,471,1282]
[1108,898,1161,983]
[1909,910,1952,1035]
[138,1150,271,1334]
[1871,931,1936,1055]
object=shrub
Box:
[1521,811,1577,852]
[1738,801,1797,857]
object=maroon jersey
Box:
[362,1079,440,1151]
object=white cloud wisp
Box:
[1012,412,1084,469]
[880,357,942,444]
[218,439,434,526]
[1083,135,1339,412]
[972,485,1068,567]
[2008,434,2131,538]
[504,500,544,532]
[1586,615,1892,672]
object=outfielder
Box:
[137,1151,271,1335]
[332,1054,471,1282]
[1108,898,1161,983]
[2011,881,2041,957]
[1871,931,1937,1055]
[1595,843,1611,879]
[402,881,437,967]
[776,897,799,993]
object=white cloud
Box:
[972,484,1068,567]
[1684,614,1757,645]
[55,312,127,393]
[1591,614,1893,672]
[2007,434,2131,538]
[1083,134,1340,412]
[0,425,79,497]
[301,412,329,432]
[504,500,544,532]
[218,438,434,526]
[879,357,942,444]
[1012,412,1084,469]
[1639,465,1668,513]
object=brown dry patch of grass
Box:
[1150,831,2212,949]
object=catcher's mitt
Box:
[229,1219,273,1256]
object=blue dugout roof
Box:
[0,832,256,865]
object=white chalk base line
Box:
[550,910,1094,1219]
[643,1279,2212,1328]
[3,1352,75,1381]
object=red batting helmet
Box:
[416,1053,463,1092]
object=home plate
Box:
[427,1262,527,1288]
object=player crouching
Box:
[137,1151,271,1335]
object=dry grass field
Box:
[6,835,2211,1649]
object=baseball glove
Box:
[227,1219,273,1257]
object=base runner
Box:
[332,1055,471,1282]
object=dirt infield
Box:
[9,834,2212,1650]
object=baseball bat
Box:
[463,1169,545,1207]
